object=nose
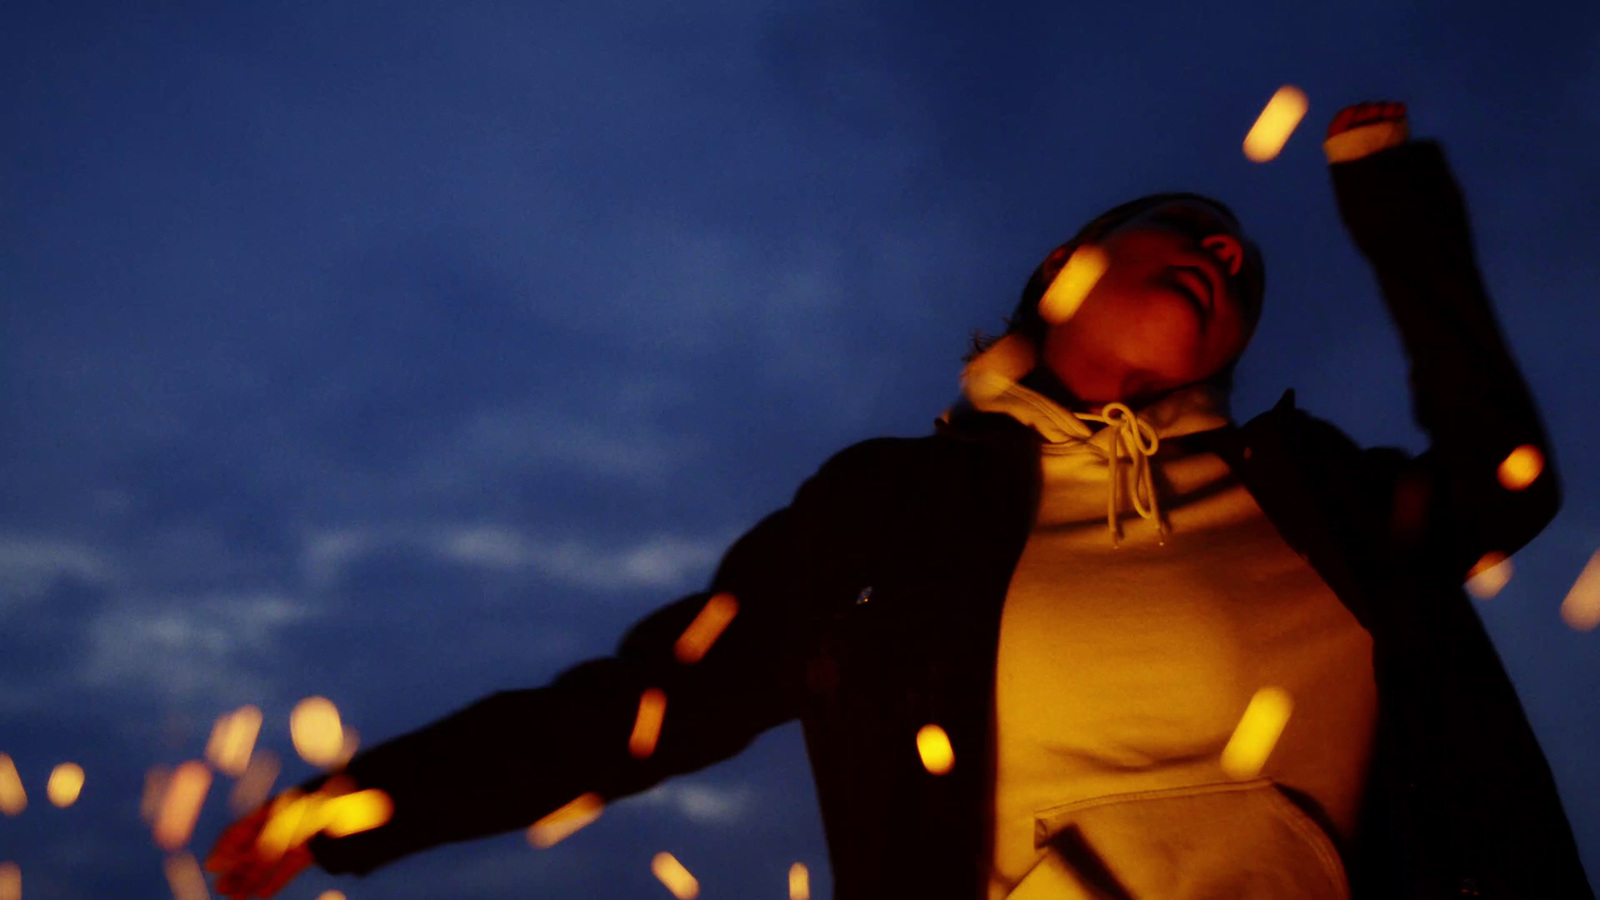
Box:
[1201,234,1244,277]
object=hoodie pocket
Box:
[1008,779,1349,900]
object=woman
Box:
[206,102,1594,899]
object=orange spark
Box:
[0,755,26,816]
[290,696,345,769]
[1561,550,1600,632]
[1038,245,1109,324]
[527,792,605,848]
[228,750,280,816]
[205,706,262,778]
[46,762,84,808]
[916,724,954,776]
[652,852,700,899]
[1221,686,1293,779]
[163,851,210,900]
[789,862,811,900]
[629,689,667,759]
[1466,551,1513,600]
[674,593,739,664]
[1497,445,1544,491]
[154,761,212,851]
[1243,85,1309,162]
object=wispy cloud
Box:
[0,535,116,606]
[631,781,756,825]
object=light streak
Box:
[916,724,955,776]
[290,696,345,769]
[163,851,210,900]
[1497,444,1544,491]
[205,706,262,778]
[46,762,84,808]
[789,862,811,900]
[1561,550,1600,632]
[1243,85,1309,162]
[154,761,212,851]
[321,788,394,838]
[0,755,25,816]
[527,793,605,848]
[0,862,17,900]
[629,689,667,759]
[651,852,700,899]
[228,750,280,816]
[1221,686,1293,779]
[1038,245,1109,324]
[674,593,739,664]
[1465,551,1513,600]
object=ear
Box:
[1201,234,1245,277]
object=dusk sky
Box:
[2,1,1597,897]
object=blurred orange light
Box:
[1221,686,1293,779]
[290,696,345,769]
[316,892,348,900]
[0,755,26,816]
[163,851,210,900]
[256,790,319,859]
[0,862,17,900]
[652,852,700,899]
[46,762,84,808]
[629,689,667,760]
[789,862,811,900]
[228,750,280,816]
[1561,550,1600,632]
[674,593,739,664]
[1466,551,1513,600]
[332,727,360,770]
[1038,245,1109,324]
[141,764,173,824]
[916,724,954,776]
[321,789,394,838]
[1497,444,1544,491]
[528,792,605,848]
[154,761,212,851]
[1243,85,1309,162]
[205,706,262,778]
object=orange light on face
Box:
[628,689,667,760]
[1465,551,1513,600]
[141,764,172,824]
[0,862,17,900]
[674,593,739,664]
[154,761,212,851]
[0,755,26,816]
[290,696,345,769]
[1560,550,1600,632]
[1497,445,1544,491]
[651,852,700,899]
[205,706,262,778]
[228,750,280,816]
[789,862,811,900]
[527,793,605,848]
[1038,245,1109,324]
[46,762,84,808]
[321,788,394,838]
[1221,686,1293,779]
[1243,85,1309,162]
[916,724,955,775]
[163,851,210,900]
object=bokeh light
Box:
[1497,444,1544,491]
[163,851,209,900]
[0,755,26,816]
[674,593,739,664]
[229,750,280,816]
[141,764,172,825]
[316,892,348,900]
[46,762,84,808]
[205,706,262,778]
[1243,85,1309,162]
[1221,686,1293,779]
[916,724,954,776]
[629,688,667,759]
[322,788,394,838]
[527,793,605,849]
[1038,245,1109,324]
[154,761,212,851]
[651,852,700,899]
[1466,551,1513,600]
[290,696,345,769]
[1561,550,1600,632]
[789,862,811,900]
[0,862,17,900]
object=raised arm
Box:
[1324,103,1560,584]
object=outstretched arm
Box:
[1324,102,1560,583]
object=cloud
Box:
[0,534,116,608]
[631,781,756,825]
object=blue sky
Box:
[2,1,1597,896]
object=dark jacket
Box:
[305,141,1593,898]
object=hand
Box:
[203,800,315,899]
[1324,100,1410,163]
[1328,100,1408,139]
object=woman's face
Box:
[1040,201,1254,405]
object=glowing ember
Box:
[0,755,26,816]
[916,724,955,776]
[163,851,210,900]
[789,862,811,900]
[527,793,605,848]
[1466,551,1513,600]
[290,696,345,768]
[1497,444,1544,491]
[1038,245,1109,324]
[154,761,212,851]
[0,862,17,900]
[205,706,262,778]
[674,593,739,664]
[629,689,668,760]
[321,788,394,838]
[46,762,84,808]
[652,852,700,899]
[1243,85,1309,162]
[1561,550,1600,633]
[228,750,280,816]
[141,764,172,824]
[1221,686,1293,779]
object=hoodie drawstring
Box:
[1072,403,1166,547]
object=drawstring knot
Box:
[1074,402,1166,547]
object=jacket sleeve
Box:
[1328,139,1561,584]
[300,440,890,876]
